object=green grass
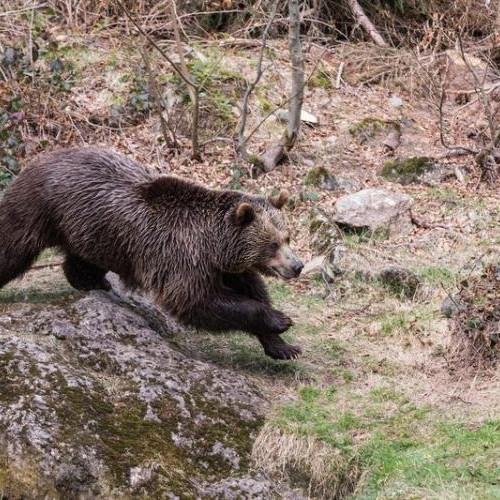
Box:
[308,68,332,89]
[359,420,500,499]
[379,311,408,335]
[375,305,437,336]
[419,265,456,286]
[267,383,500,498]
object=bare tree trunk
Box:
[257,0,304,173]
[285,0,304,150]
[347,0,388,48]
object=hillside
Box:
[1,2,500,498]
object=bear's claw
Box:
[261,336,302,360]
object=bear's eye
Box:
[270,242,280,253]
[285,236,290,245]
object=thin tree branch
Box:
[237,0,279,161]
[438,84,478,155]
[457,32,497,148]
[346,0,389,48]
[115,0,201,159]
[140,47,178,150]
[169,0,200,159]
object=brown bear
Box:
[0,147,304,359]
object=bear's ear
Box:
[269,190,289,209]
[235,202,255,225]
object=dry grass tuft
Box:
[252,425,359,499]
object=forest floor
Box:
[3,21,500,498]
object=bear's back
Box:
[39,147,153,188]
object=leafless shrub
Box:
[450,264,500,372]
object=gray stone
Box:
[333,188,413,237]
[304,167,359,193]
[381,157,453,186]
[334,176,360,193]
[441,294,465,318]
[0,272,298,497]
[389,95,404,108]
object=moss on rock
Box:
[0,277,272,498]
[377,267,421,299]
[349,117,397,142]
[304,167,338,190]
[381,156,434,185]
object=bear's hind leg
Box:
[63,254,111,291]
[0,247,39,289]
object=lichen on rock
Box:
[0,270,297,497]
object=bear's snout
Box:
[291,258,304,277]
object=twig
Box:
[27,0,36,68]
[169,0,200,159]
[237,0,278,161]
[438,83,477,155]
[457,32,497,148]
[335,62,344,89]
[0,163,18,178]
[140,47,178,150]
[346,0,389,48]
[115,0,201,160]
[31,260,63,270]
[0,3,47,17]
[200,136,235,148]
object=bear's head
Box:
[223,190,304,279]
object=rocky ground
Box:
[2,15,500,499]
[0,270,304,498]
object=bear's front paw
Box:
[267,309,293,334]
[264,341,302,361]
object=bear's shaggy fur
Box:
[0,148,304,359]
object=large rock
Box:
[0,271,299,498]
[333,188,413,237]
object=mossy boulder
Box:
[380,156,434,185]
[333,188,413,239]
[0,270,297,497]
[377,267,422,299]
